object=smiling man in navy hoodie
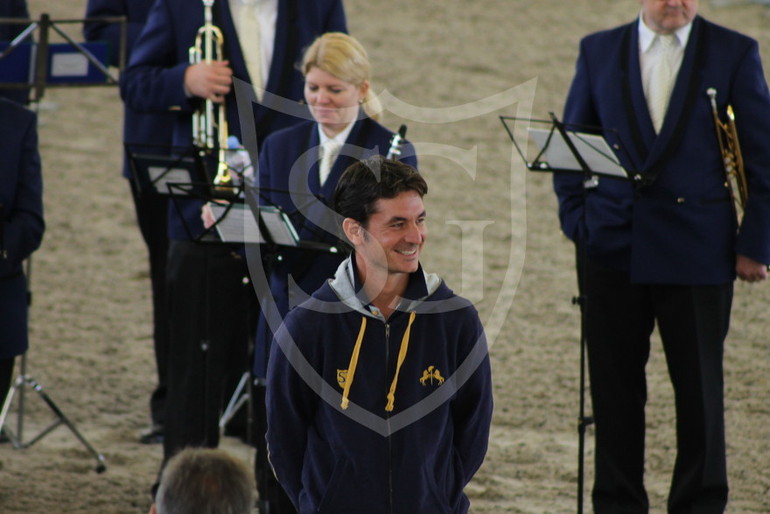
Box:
[266,156,493,513]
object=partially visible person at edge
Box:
[150,448,254,514]
[553,1,770,512]
[266,157,493,513]
[0,97,44,410]
[0,0,31,105]
[83,0,176,447]
[250,33,417,512]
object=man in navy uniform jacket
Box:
[553,1,770,512]
[0,97,44,407]
[0,0,30,105]
[121,1,346,510]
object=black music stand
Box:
[210,185,342,426]
[501,113,636,514]
[129,144,257,444]
[0,259,107,473]
[212,187,342,452]
[125,144,207,198]
[127,143,241,243]
[206,190,299,437]
[245,184,345,316]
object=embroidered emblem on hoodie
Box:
[419,365,445,386]
[337,369,348,388]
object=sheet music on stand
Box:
[260,206,300,246]
[125,144,211,197]
[148,156,202,195]
[500,115,637,182]
[527,128,628,178]
[208,202,263,243]
[207,201,300,246]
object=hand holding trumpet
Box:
[184,60,232,102]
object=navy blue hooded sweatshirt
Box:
[266,256,493,513]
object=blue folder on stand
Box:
[46,42,110,84]
[0,41,110,86]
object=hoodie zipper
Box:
[384,321,394,514]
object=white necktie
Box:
[319,139,341,186]
[232,0,263,97]
[648,34,678,133]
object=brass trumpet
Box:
[706,87,748,224]
[189,0,231,186]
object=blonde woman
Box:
[255,32,418,379]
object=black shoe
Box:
[138,424,164,444]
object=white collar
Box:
[236,0,273,6]
[637,12,693,53]
[317,116,357,147]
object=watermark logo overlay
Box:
[235,77,535,435]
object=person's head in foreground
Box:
[151,448,254,514]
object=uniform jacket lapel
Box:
[214,1,248,81]
[305,126,322,196]
[265,0,296,93]
[261,0,300,135]
[611,22,652,177]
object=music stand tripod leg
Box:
[0,351,33,448]
[0,373,26,448]
[27,377,107,473]
[0,354,107,473]
[219,370,250,432]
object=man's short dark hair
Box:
[333,156,427,227]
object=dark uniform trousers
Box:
[584,259,732,514]
[162,240,253,461]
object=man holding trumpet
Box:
[553,1,770,512]
[121,1,346,510]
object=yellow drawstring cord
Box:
[385,311,416,412]
[341,317,367,410]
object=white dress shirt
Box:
[230,0,277,96]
